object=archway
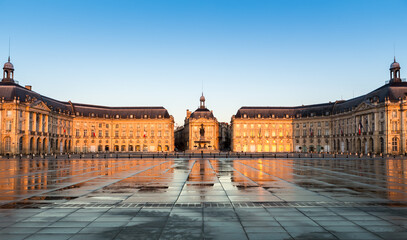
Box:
[356,139,361,153]
[36,137,41,154]
[369,138,374,153]
[19,137,24,153]
[30,137,34,153]
[380,137,384,153]
[43,138,47,154]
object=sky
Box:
[1,0,407,126]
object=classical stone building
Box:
[0,58,174,155]
[175,94,219,151]
[232,58,407,155]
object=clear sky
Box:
[1,0,407,126]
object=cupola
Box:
[2,57,14,83]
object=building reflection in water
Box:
[0,158,406,205]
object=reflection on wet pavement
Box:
[0,158,406,206]
[0,157,407,239]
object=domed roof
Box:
[200,94,205,102]
[3,57,14,70]
[390,57,400,69]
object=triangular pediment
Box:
[354,101,372,112]
[30,100,51,112]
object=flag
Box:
[358,121,363,135]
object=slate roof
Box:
[235,82,407,118]
[0,82,171,119]
[189,108,215,119]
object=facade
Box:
[175,94,219,151]
[0,58,174,155]
[218,122,231,151]
[231,59,407,155]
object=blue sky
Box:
[1,0,407,126]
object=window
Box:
[122,131,126,137]
[392,137,398,151]
[129,130,134,137]
[84,129,88,137]
[158,130,162,137]
[296,124,299,128]
[295,130,300,137]
[303,123,306,128]
[115,131,119,137]
[317,122,321,127]
[105,130,109,137]
[76,129,80,137]
[106,124,109,128]
[392,111,397,118]
[392,122,398,131]
[99,130,103,137]
[4,137,11,151]
[6,110,12,117]
[325,122,329,127]
[99,123,102,128]
[6,121,12,131]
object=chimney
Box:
[25,85,32,91]
[186,109,191,119]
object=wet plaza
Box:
[0,157,406,239]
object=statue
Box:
[199,124,205,138]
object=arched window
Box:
[392,137,398,152]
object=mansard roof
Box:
[235,82,407,118]
[189,107,215,119]
[0,82,171,119]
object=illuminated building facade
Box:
[232,59,407,155]
[175,94,219,151]
[0,58,174,154]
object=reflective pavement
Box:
[0,157,406,239]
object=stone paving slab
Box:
[0,157,406,239]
